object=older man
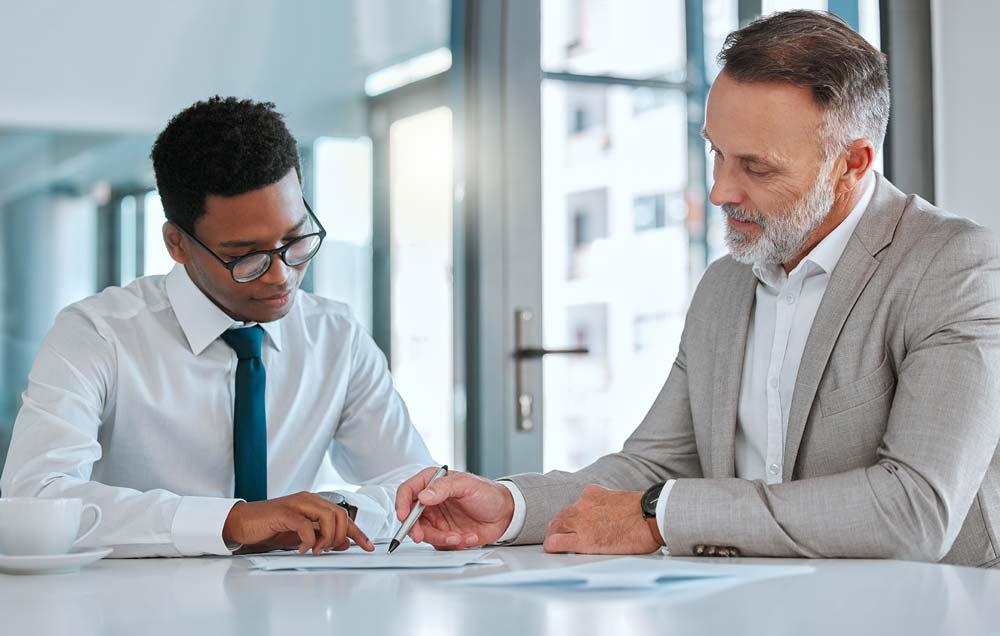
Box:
[395,10,1000,566]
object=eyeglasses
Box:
[177,199,327,283]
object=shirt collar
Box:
[165,264,284,356]
[752,171,876,287]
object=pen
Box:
[388,464,448,554]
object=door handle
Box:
[513,309,589,432]
[514,347,590,359]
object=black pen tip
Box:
[388,539,400,554]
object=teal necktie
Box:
[221,326,268,502]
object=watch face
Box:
[641,483,663,518]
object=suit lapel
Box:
[781,173,909,480]
[781,240,878,479]
[710,264,757,478]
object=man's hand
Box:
[543,485,664,555]
[223,492,374,555]
[395,468,515,549]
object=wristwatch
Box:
[316,491,358,520]
[641,482,666,519]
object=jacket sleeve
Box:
[662,225,1000,560]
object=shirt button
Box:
[768,463,781,475]
[769,377,778,388]
[784,294,795,304]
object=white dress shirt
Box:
[1,264,435,557]
[498,172,876,547]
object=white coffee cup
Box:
[0,498,102,556]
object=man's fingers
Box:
[291,501,343,554]
[346,520,374,552]
[546,514,575,537]
[396,467,440,521]
[420,505,448,530]
[330,511,349,551]
[294,518,317,554]
[417,523,466,548]
[409,519,426,543]
[543,532,577,554]
[311,508,338,555]
[405,504,445,544]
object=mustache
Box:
[722,204,767,227]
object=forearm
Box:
[6,472,240,558]
[663,463,955,560]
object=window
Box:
[119,195,139,283]
[634,191,687,232]
[633,193,665,231]
[388,107,455,468]
[143,192,173,277]
[633,312,668,352]
[566,85,608,136]
[632,87,669,115]
[565,188,608,279]
[541,0,738,472]
[310,137,374,332]
[544,0,686,80]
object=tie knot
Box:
[221,325,264,360]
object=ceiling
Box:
[0,0,449,204]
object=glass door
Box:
[527,0,880,473]
[387,106,456,467]
[535,0,737,472]
[368,73,462,471]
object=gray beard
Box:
[722,173,837,267]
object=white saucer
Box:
[0,547,113,575]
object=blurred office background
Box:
[0,0,994,485]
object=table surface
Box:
[4,546,1000,636]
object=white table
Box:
[4,546,1000,635]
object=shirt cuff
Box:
[494,480,527,544]
[171,496,243,556]
[341,491,385,540]
[655,480,675,555]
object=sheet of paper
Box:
[246,544,501,571]
[451,557,813,591]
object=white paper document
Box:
[246,544,502,572]
[452,557,813,591]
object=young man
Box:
[395,11,1000,567]
[1,97,435,557]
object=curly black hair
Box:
[150,96,301,234]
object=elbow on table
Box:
[865,462,959,563]
[875,503,954,563]
[879,531,952,563]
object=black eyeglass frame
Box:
[175,199,327,283]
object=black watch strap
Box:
[641,482,667,519]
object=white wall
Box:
[932,0,1000,228]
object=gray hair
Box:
[718,10,890,158]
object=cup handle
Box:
[73,503,103,547]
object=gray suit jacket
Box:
[507,174,1000,567]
